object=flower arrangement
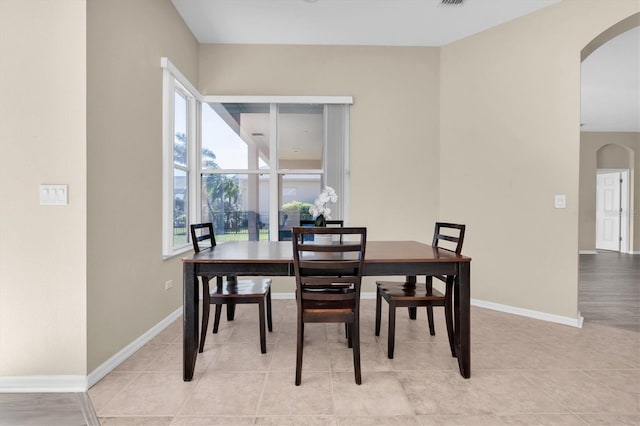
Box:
[309,186,338,227]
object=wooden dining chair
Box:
[375,222,466,359]
[292,226,367,385]
[190,223,273,354]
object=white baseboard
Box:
[87,306,183,388]
[580,249,639,255]
[273,292,583,327]
[471,298,583,328]
[0,306,183,393]
[0,375,88,393]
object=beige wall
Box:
[440,0,639,318]
[0,0,87,376]
[579,132,639,252]
[199,44,441,292]
[3,0,639,383]
[87,0,198,372]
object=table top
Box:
[183,240,471,264]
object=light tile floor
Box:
[89,299,640,425]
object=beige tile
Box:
[258,371,334,416]
[85,300,640,426]
[332,372,414,417]
[100,417,174,425]
[203,342,272,372]
[268,338,331,372]
[255,415,337,425]
[115,344,171,372]
[276,321,329,346]
[336,415,421,425]
[88,372,138,413]
[498,413,585,425]
[171,415,256,425]
[388,342,459,371]
[150,319,182,344]
[329,342,393,373]
[99,372,196,417]
[397,370,565,416]
[178,372,266,416]
[417,414,505,425]
[522,370,640,413]
[581,368,640,396]
[375,309,451,345]
[575,413,640,425]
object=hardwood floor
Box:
[579,251,640,332]
[0,392,98,426]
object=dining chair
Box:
[375,222,466,359]
[292,226,367,385]
[190,223,273,354]
[299,219,344,242]
[299,219,351,338]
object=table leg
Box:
[456,262,471,378]
[183,264,198,381]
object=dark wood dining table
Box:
[182,240,471,381]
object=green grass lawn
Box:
[174,229,270,246]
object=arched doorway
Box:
[578,14,639,331]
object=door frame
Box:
[596,168,631,253]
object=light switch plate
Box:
[40,184,68,205]
[554,194,566,209]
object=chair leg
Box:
[426,276,435,335]
[295,321,304,386]
[258,299,267,354]
[352,320,361,385]
[199,299,210,353]
[408,307,417,320]
[375,286,382,336]
[226,303,236,321]
[387,302,396,359]
[347,323,353,348]
[266,288,273,332]
[213,304,222,333]
[426,306,436,336]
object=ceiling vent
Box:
[441,0,464,5]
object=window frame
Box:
[162,57,352,257]
[201,97,352,241]
[161,58,201,258]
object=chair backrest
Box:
[432,222,466,254]
[299,219,344,242]
[190,223,216,253]
[292,227,367,309]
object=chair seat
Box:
[191,223,273,355]
[377,281,445,301]
[209,278,271,298]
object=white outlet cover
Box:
[554,194,566,209]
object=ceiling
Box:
[172,0,639,132]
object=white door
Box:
[596,171,621,251]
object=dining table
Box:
[182,240,471,381]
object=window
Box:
[201,100,350,242]
[162,58,351,257]
[162,59,199,257]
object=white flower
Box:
[311,187,338,220]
